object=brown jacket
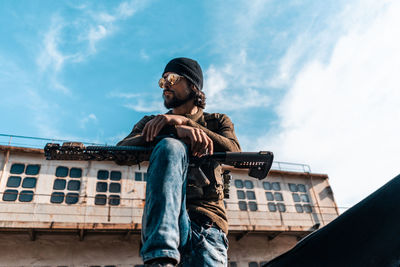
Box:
[117,108,241,233]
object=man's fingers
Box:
[152,117,167,140]
[143,120,155,142]
[175,126,212,156]
[147,117,156,141]
[193,129,204,156]
[148,116,163,141]
[142,123,149,140]
[190,129,198,153]
[199,131,212,156]
[207,135,214,155]
[146,119,156,142]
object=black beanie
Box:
[163,57,203,90]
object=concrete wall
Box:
[0,232,298,267]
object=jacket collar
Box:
[167,108,204,122]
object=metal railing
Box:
[0,133,311,172]
[0,133,104,148]
[0,198,339,227]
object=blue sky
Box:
[1,0,400,208]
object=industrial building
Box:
[0,135,339,267]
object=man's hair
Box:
[188,81,206,109]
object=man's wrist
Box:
[184,117,190,125]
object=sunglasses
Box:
[158,73,184,88]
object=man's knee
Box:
[152,137,187,161]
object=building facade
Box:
[0,145,339,267]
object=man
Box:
[117,57,240,267]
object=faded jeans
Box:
[140,137,228,266]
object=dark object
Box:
[144,257,177,267]
[264,174,400,267]
[222,170,232,198]
[163,57,203,90]
[189,211,219,230]
[44,143,274,181]
[44,142,153,165]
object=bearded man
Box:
[118,57,240,267]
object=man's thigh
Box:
[180,222,228,267]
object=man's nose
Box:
[163,82,171,90]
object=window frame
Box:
[3,163,40,203]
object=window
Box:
[274,192,283,201]
[69,168,82,178]
[53,179,66,190]
[301,194,310,202]
[228,263,238,267]
[135,171,147,182]
[97,170,109,180]
[66,193,79,204]
[249,262,259,267]
[55,166,68,177]
[295,204,304,213]
[235,179,257,211]
[10,164,25,174]
[238,201,247,211]
[264,181,285,213]
[237,190,245,199]
[3,190,18,201]
[26,165,40,175]
[303,204,312,213]
[268,202,277,212]
[50,192,64,203]
[95,194,107,205]
[51,166,82,204]
[22,177,37,188]
[244,180,254,189]
[67,180,81,191]
[110,171,121,181]
[289,183,313,213]
[277,203,286,212]
[95,170,122,206]
[3,163,40,202]
[272,182,281,191]
[289,183,298,192]
[263,181,281,191]
[7,176,21,187]
[19,190,34,202]
[248,201,258,211]
[234,179,244,188]
[266,192,274,201]
[246,191,256,200]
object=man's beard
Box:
[163,89,195,109]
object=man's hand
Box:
[142,114,189,142]
[175,125,214,157]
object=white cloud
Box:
[260,0,400,208]
[116,1,138,18]
[96,12,116,23]
[37,17,66,73]
[204,65,229,98]
[108,91,141,99]
[88,25,108,53]
[35,1,151,95]
[124,100,164,113]
[80,113,98,129]
[38,1,148,72]
[203,63,270,111]
[140,49,150,61]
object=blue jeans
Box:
[140,138,228,266]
